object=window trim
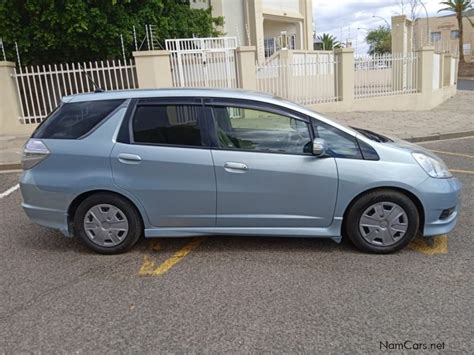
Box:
[206,99,316,157]
[204,98,310,123]
[121,98,212,150]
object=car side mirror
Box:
[312,138,327,157]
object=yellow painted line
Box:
[430,150,474,159]
[139,255,159,276]
[139,237,206,276]
[450,169,474,175]
[408,235,448,255]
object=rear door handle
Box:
[224,162,248,173]
[118,153,142,164]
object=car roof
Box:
[63,88,277,104]
[62,88,360,137]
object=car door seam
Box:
[209,149,219,227]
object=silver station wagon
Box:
[20,89,461,254]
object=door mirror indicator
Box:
[312,138,327,157]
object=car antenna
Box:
[78,63,104,93]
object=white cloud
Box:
[313,0,445,54]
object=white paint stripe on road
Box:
[0,169,22,174]
[0,184,19,199]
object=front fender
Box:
[333,158,427,218]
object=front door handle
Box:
[118,153,142,164]
[224,162,248,173]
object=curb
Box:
[404,131,474,143]
[1,132,473,172]
[0,163,22,171]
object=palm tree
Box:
[317,33,341,51]
[438,0,473,63]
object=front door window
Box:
[212,106,312,155]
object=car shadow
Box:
[137,235,360,255]
[19,224,361,255]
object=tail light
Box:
[22,139,50,170]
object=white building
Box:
[190,0,314,63]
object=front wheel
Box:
[74,193,143,254]
[344,190,419,254]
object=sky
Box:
[313,0,449,54]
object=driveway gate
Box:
[165,37,238,89]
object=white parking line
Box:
[0,169,22,174]
[0,184,19,199]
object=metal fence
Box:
[12,59,138,124]
[256,53,339,105]
[166,37,238,89]
[354,53,418,99]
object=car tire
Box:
[344,190,419,254]
[74,192,143,254]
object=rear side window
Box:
[132,105,203,147]
[33,99,124,139]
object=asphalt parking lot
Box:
[0,137,473,353]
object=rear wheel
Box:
[344,190,419,253]
[74,193,142,254]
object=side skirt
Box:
[144,218,343,243]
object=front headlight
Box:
[412,152,452,178]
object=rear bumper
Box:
[417,177,462,237]
[20,172,72,237]
[22,202,70,237]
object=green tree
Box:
[366,26,391,55]
[0,0,224,65]
[438,0,473,63]
[317,33,341,50]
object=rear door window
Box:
[132,105,205,147]
[33,99,124,139]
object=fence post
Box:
[279,49,293,99]
[334,47,354,103]
[133,50,173,88]
[0,61,30,135]
[235,46,257,90]
[391,15,413,54]
[416,46,434,94]
[443,52,452,87]
[438,51,445,90]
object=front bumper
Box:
[416,177,462,237]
